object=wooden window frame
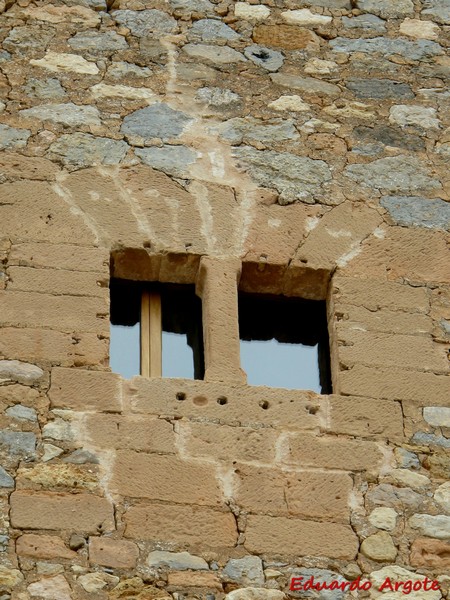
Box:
[140,291,162,378]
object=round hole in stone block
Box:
[217,396,228,405]
[193,395,208,406]
[259,400,269,410]
[176,392,186,401]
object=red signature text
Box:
[290,576,441,595]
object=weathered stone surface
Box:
[20,103,101,127]
[235,3,271,21]
[434,482,450,512]
[107,61,151,79]
[195,87,240,108]
[121,103,192,141]
[366,484,423,513]
[384,469,431,490]
[400,18,439,40]
[380,196,450,230]
[30,51,100,74]
[24,78,66,100]
[135,145,197,178]
[49,133,129,168]
[423,406,450,427]
[78,572,119,593]
[422,0,450,24]
[281,9,332,25]
[68,31,128,54]
[268,95,311,112]
[361,532,397,561]
[183,44,246,64]
[271,73,340,96]
[342,14,386,30]
[410,538,450,568]
[50,368,121,412]
[0,124,31,150]
[42,418,73,442]
[370,567,441,600]
[28,575,72,600]
[244,45,284,72]
[223,557,264,585]
[290,569,347,600]
[11,491,115,533]
[168,571,221,588]
[0,466,14,488]
[17,463,98,491]
[413,432,450,448]
[0,430,36,458]
[189,19,239,42]
[89,537,139,569]
[112,9,177,36]
[124,504,237,546]
[389,105,440,129]
[219,118,298,145]
[147,551,208,570]
[329,396,403,440]
[227,590,284,600]
[233,147,331,204]
[331,37,442,60]
[0,359,43,384]
[394,448,420,470]
[369,507,397,531]
[3,26,54,55]
[345,156,440,194]
[354,125,425,152]
[90,83,155,101]
[356,0,413,18]
[409,514,450,539]
[254,25,319,50]
[63,449,99,464]
[169,0,215,13]
[42,444,64,462]
[16,534,76,559]
[347,79,414,99]
[6,404,37,421]
[0,566,24,588]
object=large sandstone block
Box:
[9,243,109,273]
[334,304,433,336]
[124,504,237,547]
[111,451,223,506]
[7,267,107,297]
[339,365,450,402]
[245,515,358,558]
[0,291,108,334]
[234,464,352,522]
[16,534,76,560]
[10,491,115,533]
[86,414,175,453]
[49,368,121,412]
[89,537,139,569]
[283,432,384,474]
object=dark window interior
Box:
[110,280,204,379]
[238,292,332,393]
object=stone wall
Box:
[0,0,449,599]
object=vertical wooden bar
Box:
[140,291,162,377]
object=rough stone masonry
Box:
[0,0,449,599]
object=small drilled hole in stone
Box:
[306,405,319,415]
[217,396,228,405]
[143,240,151,248]
[193,395,208,406]
[259,400,269,410]
[176,392,186,401]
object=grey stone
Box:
[290,569,348,600]
[356,0,414,18]
[168,0,215,14]
[147,551,208,570]
[0,52,11,62]
[330,37,442,60]
[23,78,66,100]
[218,118,298,144]
[409,514,450,539]
[20,103,101,127]
[6,405,38,422]
[412,432,450,448]
[112,9,177,37]
[354,126,424,152]
[0,125,31,151]
[0,360,43,384]
[223,556,264,585]
[0,535,9,552]
[68,31,128,55]
[3,27,54,55]
[177,63,217,82]
[394,448,420,470]
[107,62,151,79]
[62,0,107,8]
[342,14,386,31]
[188,19,239,42]
[380,196,450,231]
[195,87,241,107]
[49,133,129,168]
[182,44,246,64]
[366,483,423,512]
[422,0,450,24]
[0,431,36,458]
[347,79,414,99]
[244,46,284,72]
[42,419,73,442]
[0,467,14,488]
[121,103,192,141]
[135,145,197,178]
[270,73,340,96]
[292,0,350,6]
[233,146,332,204]
[423,407,450,427]
[63,449,99,464]
[69,534,86,551]
[345,156,440,194]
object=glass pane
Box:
[110,323,140,379]
[162,331,195,378]
[241,339,321,391]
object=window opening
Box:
[110,280,204,379]
[238,292,331,393]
